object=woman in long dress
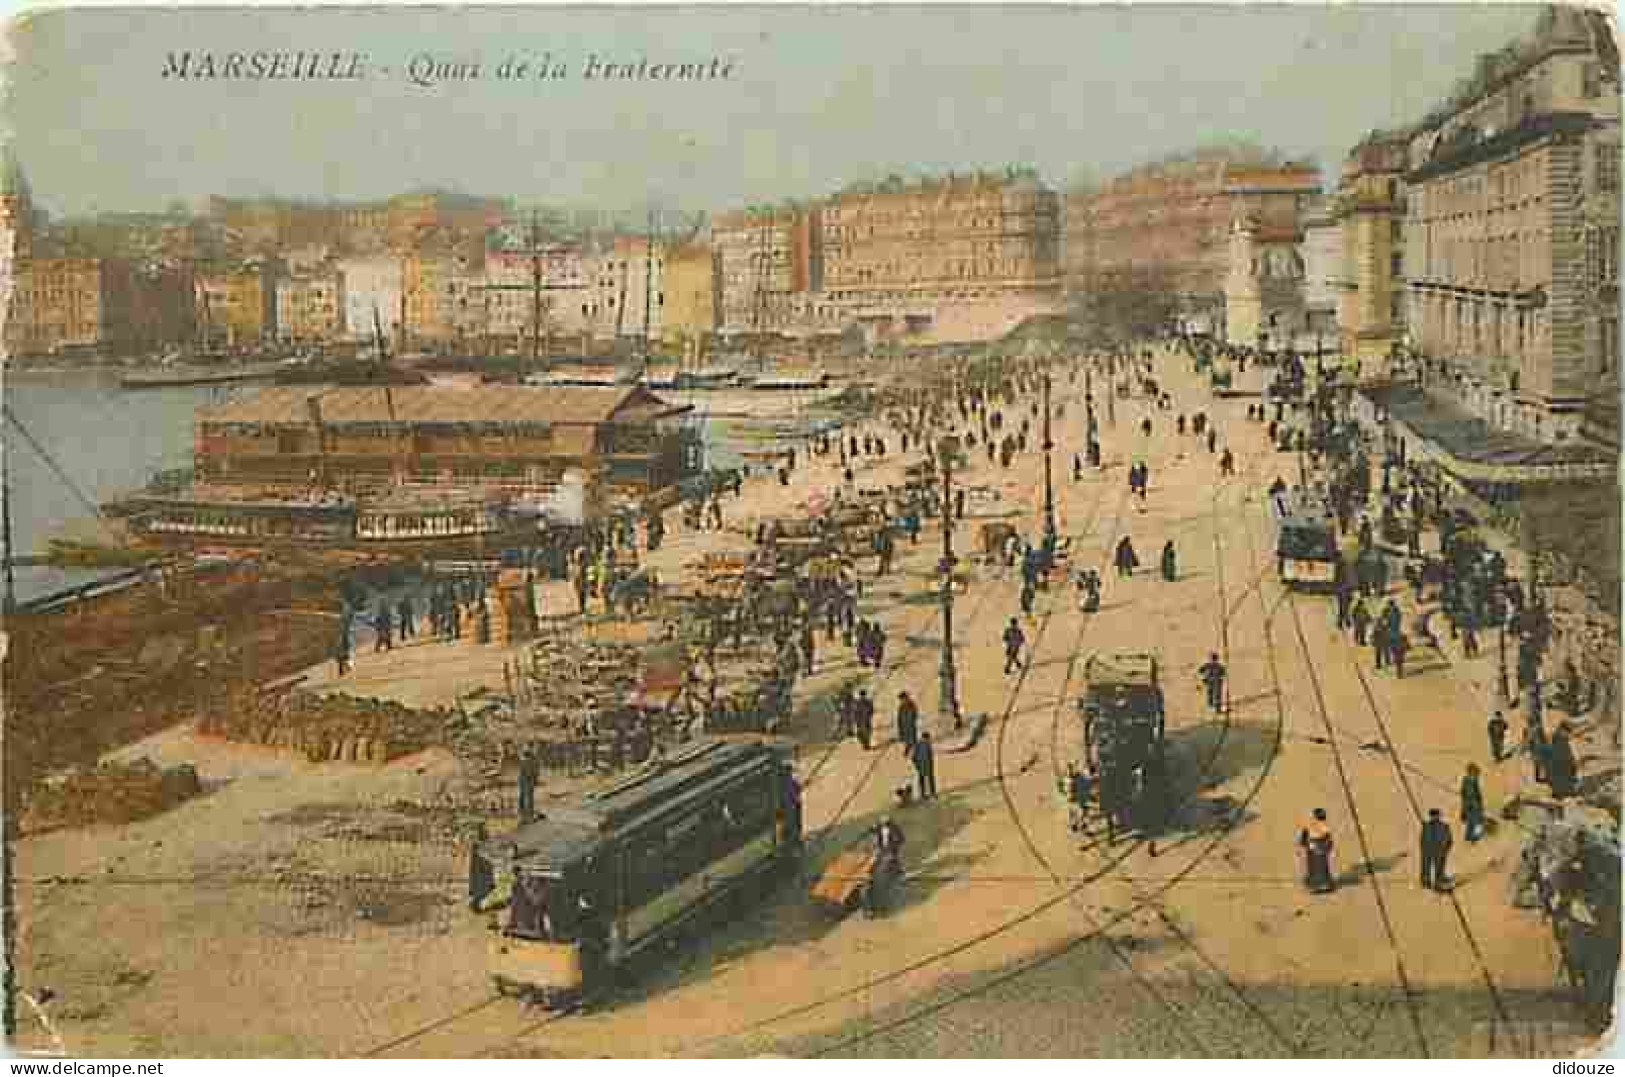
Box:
[1299,808,1336,893]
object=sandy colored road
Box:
[10,348,1594,1057]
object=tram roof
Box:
[1083,652,1159,688]
[481,738,784,873]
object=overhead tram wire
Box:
[2,402,124,545]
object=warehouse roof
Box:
[198,384,685,427]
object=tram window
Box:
[625,833,669,906]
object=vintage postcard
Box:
[0,1,1619,1059]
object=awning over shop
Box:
[1358,384,1616,484]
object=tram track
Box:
[1346,623,1515,1044]
[1240,392,1522,1055]
[1274,511,1434,1057]
[982,471,1299,1057]
[794,388,1121,856]
[798,402,1296,1057]
[793,436,1080,798]
[359,375,1104,1059]
[360,369,1324,1060]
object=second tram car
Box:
[1272,491,1340,588]
[480,738,802,1007]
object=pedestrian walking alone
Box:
[1114,536,1140,578]
[1487,710,1509,762]
[1160,540,1177,582]
[1420,808,1453,891]
[1547,722,1578,798]
[467,823,494,913]
[896,690,919,752]
[1460,763,1486,842]
[1528,716,1550,783]
[1299,808,1336,893]
[1351,596,1371,646]
[910,732,938,800]
[1198,653,1226,713]
[854,689,875,750]
[1003,617,1026,675]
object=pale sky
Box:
[4,3,1543,218]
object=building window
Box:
[1596,145,1619,193]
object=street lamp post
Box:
[1106,349,1116,427]
[1042,364,1057,554]
[938,440,962,730]
[1498,610,1511,703]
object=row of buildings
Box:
[711,170,1063,343]
[1063,5,1618,450]
[0,180,713,358]
[2,8,1615,447]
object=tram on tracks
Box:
[481,737,802,1007]
[1271,490,1340,589]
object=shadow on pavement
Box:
[605,785,983,1010]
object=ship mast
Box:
[372,303,390,364]
[641,207,656,379]
[2,417,16,613]
[529,209,544,365]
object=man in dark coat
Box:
[1198,653,1226,713]
[467,824,494,912]
[1114,536,1140,578]
[1528,716,1550,783]
[1003,617,1026,675]
[374,601,394,652]
[834,683,856,740]
[910,732,938,800]
[1460,764,1486,842]
[1334,561,1354,628]
[1546,722,1578,798]
[853,689,875,749]
[1420,808,1453,891]
[1487,710,1509,763]
[895,690,920,752]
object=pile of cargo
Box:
[442,634,696,775]
[199,688,449,763]
[23,759,203,835]
[524,637,648,723]
[4,562,342,813]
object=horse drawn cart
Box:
[1081,652,1168,831]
